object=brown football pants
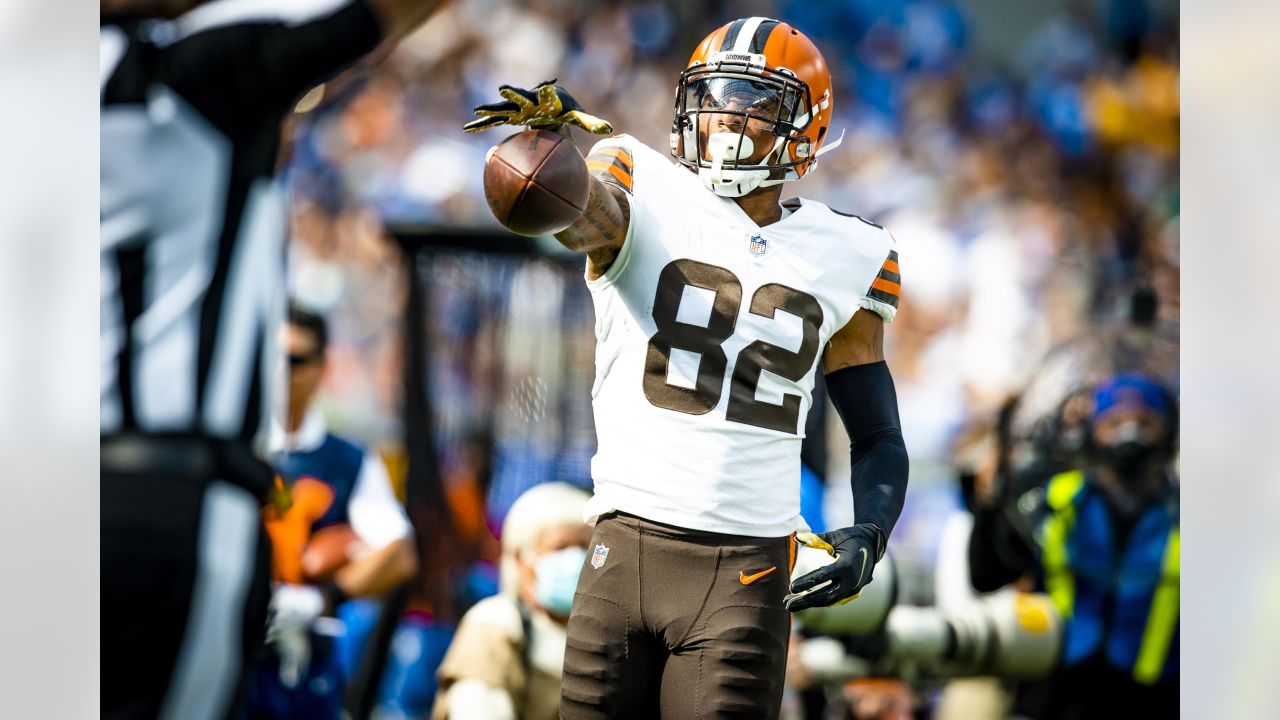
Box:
[561,511,796,720]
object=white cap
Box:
[499,482,590,595]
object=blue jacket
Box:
[279,429,364,533]
[1037,470,1179,684]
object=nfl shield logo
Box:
[749,234,767,256]
[591,543,609,569]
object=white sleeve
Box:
[444,679,517,720]
[856,295,898,324]
[858,232,900,323]
[347,451,412,547]
[583,135,642,290]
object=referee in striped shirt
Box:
[101,0,439,717]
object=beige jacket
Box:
[431,595,564,720]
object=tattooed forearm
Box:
[556,176,629,254]
[586,244,621,274]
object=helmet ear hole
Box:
[803,126,828,172]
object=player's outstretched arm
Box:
[786,309,909,611]
[555,173,630,279]
[464,81,626,277]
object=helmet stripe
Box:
[719,19,747,51]
[748,19,779,53]
[732,17,767,53]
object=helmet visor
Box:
[682,75,801,128]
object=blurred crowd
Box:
[273,1,1180,717]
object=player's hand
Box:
[463,79,613,134]
[785,524,885,612]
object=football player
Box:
[467,17,909,718]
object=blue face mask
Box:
[534,546,586,617]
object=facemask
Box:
[534,546,586,617]
[1097,421,1162,479]
[1100,440,1160,477]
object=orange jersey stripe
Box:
[587,161,633,192]
[882,258,900,275]
[586,158,630,177]
[588,147,633,170]
[871,277,901,297]
[585,158,632,182]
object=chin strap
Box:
[813,127,845,160]
[747,128,846,191]
[782,126,845,173]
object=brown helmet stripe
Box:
[749,19,779,53]
[720,19,747,51]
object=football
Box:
[483,129,590,236]
[300,523,363,582]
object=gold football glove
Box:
[796,531,836,556]
[463,79,613,134]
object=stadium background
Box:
[40,0,1280,718]
[280,0,1178,603]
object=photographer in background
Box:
[432,482,592,720]
[968,374,1178,719]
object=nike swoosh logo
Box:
[739,566,777,585]
[833,549,871,606]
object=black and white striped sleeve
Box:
[157,0,385,131]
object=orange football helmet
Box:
[672,17,841,197]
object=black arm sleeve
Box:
[159,0,384,133]
[825,361,909,549]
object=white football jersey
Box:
[581,135,900,537]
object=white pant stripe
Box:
[157,481,259,720]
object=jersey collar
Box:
[718,194,809,231]
[270,407,328,455]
